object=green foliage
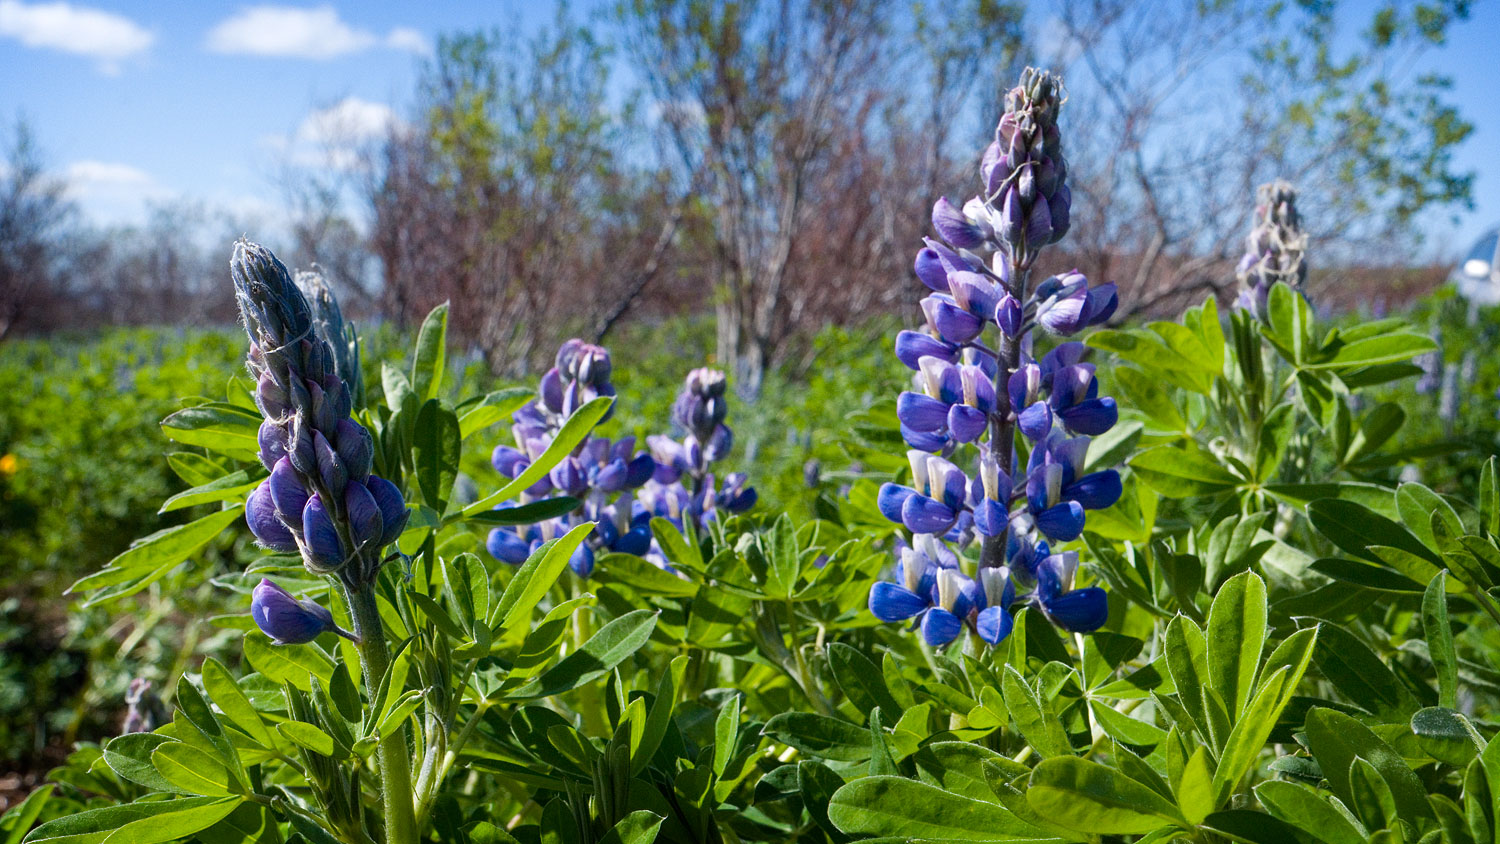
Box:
[9,281,1500,844]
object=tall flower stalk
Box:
[1235,179,1308,319]
[869,68,1121,648]
[232,240,415,844]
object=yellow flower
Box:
[0,453,16,477]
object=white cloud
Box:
[65,159,154,189]
[0,0,152,73]
[266,96,399,170]
[384,26,428,56]
[205,5,424,60]
[63,159,172,225]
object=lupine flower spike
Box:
[869,68,1118,649]
[643,367,758,533]
[486,339,655,577]
[1235,180,1308,320]
[233,240,408,590]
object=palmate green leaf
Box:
[1411,707,1481,765]
[797,761,847,842]
[152,742,238,796]
[413,399,460,512]
[1026,756,1187,835]
[1264,282,1313,366]
[763,712,872,763]
[1307,499,1438,566]
[200,658,277,752]
[1163,616,1210,740]
[1000,666,1069,757]
[158,470,258,513]
[457,387,532,439]
[912,742,1027,803]
[1397,482,1464,550]
[277,720,337,757]
[828,643,902,718]
[1129,445,1240,498]
[598,811,663,844]
[463,497,580,527]
[1303,707,1433,825]
[103,734,187,794]
[1,783,52,844]
[1212,667,1290,805]
[1200,810,1306,844]
[828,776,1051,841]
[1482,456,1499,538]
[22,796,243,844]
[68,506,244,604]
[489,523,592,634]
[410,301,449,402]
[464,396,613,517]
[505,609,657,699]
[242,631,335,692]
[1175,747,1216,825]
[1423,571,1458,709]
[1310,623,1413,720]
[1305,332,1437,370]
[159,402,262,459]
[1254,781,1367,844]
[593,552,698,598]
[1205,571,1267,721]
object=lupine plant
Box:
[486,339,656,577]
[641,367,757,533]
[871,68,1121,648]
[11,66,1500,844]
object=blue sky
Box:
[1,0,1496,259]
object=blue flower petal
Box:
[1036,501,1085,542]
[921,607,963,646]
[1044,586,1109,632]
[869,581,930,622]
[1065,470,1123,511]
[975,605,1014,644]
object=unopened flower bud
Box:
[247,482,298,552]
[267,457,310,523]
[251,579,353,645]
[344,481,384,549]
[300,494,344,572]
[365,475,408,547]
[313,430,347,497]
[335,418,372,481]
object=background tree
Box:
[0,120,77,341]
[1042,0,1475,319]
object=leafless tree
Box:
[1037,0,1474,319]
[0,120,77,340]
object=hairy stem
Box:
[980,266,1030,570]
[344,580,418,844]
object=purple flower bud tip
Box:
[250,578,354,645]
[300,494,345,572]
[366,475,409,548]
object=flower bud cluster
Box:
[234,240,407,589]
[486,339,655,578]
[937,67,1072,270]
[641,367,758,531]
[1235,180,1308,319]
[868,69,1117,649]
[295,269,363,411]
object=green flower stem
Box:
[344,580,418,844]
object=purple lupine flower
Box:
[485,340,696,578]
[637,366,758,548]
[866,67,1118,649]
[250,578,356,645]
[232,241,407,588]
[1234,180,1308,320]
